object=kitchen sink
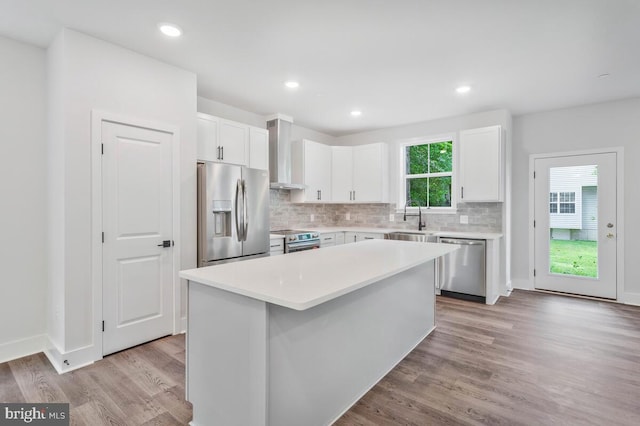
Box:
[384,231,438,243]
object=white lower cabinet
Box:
[318,232,345,247]
[344,231,384,244]
[269,237,285,256]
[320,233,336,247]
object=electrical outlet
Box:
[346,212,351,221]
[460,215,469,224]
[389,214,395,222]
[310,214,315,222]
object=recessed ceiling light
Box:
[350,110,362,117]
[284,81,300,89]
[456,85,471,94]
[158,23,182,37]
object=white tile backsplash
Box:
[270,189,502,232]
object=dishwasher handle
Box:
[439,238,484,245]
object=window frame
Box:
[397,133,457,213]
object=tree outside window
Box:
[403,140,453,208]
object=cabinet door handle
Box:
[317,190,321,200]
[461,186,464,199]
[353,190,355,201]
[217,146,221,160]
[221,146,224,160]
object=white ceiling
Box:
[1,0,639,136]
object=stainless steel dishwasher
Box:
[438,238,486,303]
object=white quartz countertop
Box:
[180,239,457,311]
[303,226,503,240]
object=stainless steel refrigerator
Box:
[197,162,270,267]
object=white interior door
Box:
[534,153,617,299]
[102,120,174,355]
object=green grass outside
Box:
[549,239,598,278]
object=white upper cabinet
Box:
[459,125,504,202]
[218,119,248,166]
[331,146,353,202]
[352,143,388,202]
[197,114,219,162]
[331,143,388,203]
[291,139,332,202]
[197,113,269,170]
[248,126,269,170]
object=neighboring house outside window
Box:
[549,191,576,214]
[399,137,454,209]
[549,164,598,241]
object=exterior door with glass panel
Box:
[534,153,617,299]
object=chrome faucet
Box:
[404,199,426,231]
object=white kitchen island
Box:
[179,239,457,426]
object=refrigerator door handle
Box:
[235,179,243,242]
[242,179,249,241]
[197,164,206,267]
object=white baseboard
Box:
[0,334,45,364]
[180,316,187,333]
[44,337,96,374]
[623,292,640,306]
[500,280,513,297]
[511,278,533,290]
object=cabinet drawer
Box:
[356,232,384,242]
[269,238,285,252]
[320,233,336,247]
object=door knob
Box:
[607,223,614,228]
[157,240,174,247]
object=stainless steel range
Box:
[271,229,320,253]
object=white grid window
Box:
[401,140,453,209]
[550,192,575,214]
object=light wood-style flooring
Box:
[0,334,191,425]
[2,290,640,425]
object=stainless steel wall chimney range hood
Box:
[267,115,306,190]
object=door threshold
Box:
[533,288,618,303]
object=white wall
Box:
[46,29,197,369]
[335,109,513,295]
[198,96,265,127]
[511,97,640,300]
[197,95,336,144]
[0,36,47,362]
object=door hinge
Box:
[102,321,105,332]
[533,269,536,277]
[533,171,536,179]
[533,220,536,228]
[102,232,104,243]
[101,143,104,155]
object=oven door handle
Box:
[287,240,320,252]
